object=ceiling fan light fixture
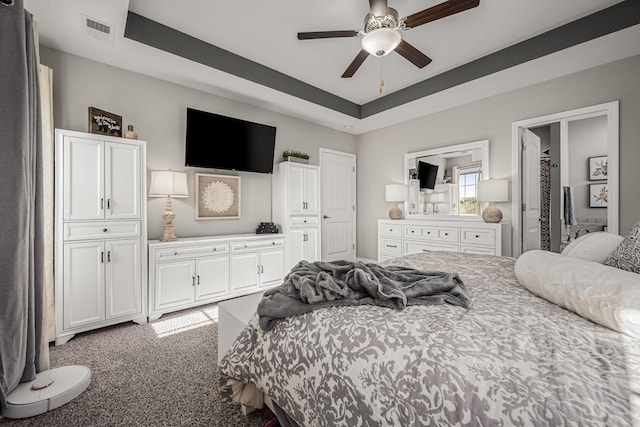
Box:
[361,28,401,57]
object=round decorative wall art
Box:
[195,173,241,220]
[202,181,234,213]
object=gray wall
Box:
[568,116,608,224]
[356,55,640,260]
[40,47,357,240]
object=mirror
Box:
[404,140,489,219]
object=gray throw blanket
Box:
[257,260,469,331]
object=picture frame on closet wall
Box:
[589,183,608,208]
[588,155,608,181]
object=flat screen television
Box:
[185,107,277,174]
[418,161,438,190]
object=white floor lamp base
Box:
[2,365,91,419]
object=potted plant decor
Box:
[282,150,310,164]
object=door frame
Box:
[510,101,619,256]
[319,148,357,260]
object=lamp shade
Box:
[149,171,189,198]
[361,28,401,57]
[385,184,407,202]
[477,179,508,202]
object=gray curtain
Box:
[0,0,49,410]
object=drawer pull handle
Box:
[387,244,397,248]
[197,275,200,285]
[475,235,480,238]
[107,251,111,262]
[422,249,429,252]
[103,228,108,232]
[192,276,195,286]
[101,251,104,263]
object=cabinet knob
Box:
[212,248,217,252]
[411,230,415,233]
[475,235,480,238]
[103,228,108,232]
[174,251,178,256]
[304,220,307,223]
[445,233,449,236]
[272,241,276,245]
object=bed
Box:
[219,250,640,426]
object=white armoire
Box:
[273,161,321,271]
[54,129,147,345]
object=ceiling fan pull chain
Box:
[379,57,385,93]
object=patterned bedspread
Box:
[219,252,640,426]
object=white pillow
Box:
[515,250,640,339]
[561,231,623,264]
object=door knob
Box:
[323,215,331,219]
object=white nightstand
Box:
[218,291,264,364]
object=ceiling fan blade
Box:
[342,50,370,78]
[369,0,388,16]
[395,40,432,68]
[402,0,479,29]
[297,30,360,40]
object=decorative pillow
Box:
[561,231,624,264]
[515,250,640,339]
[605,221,640,273]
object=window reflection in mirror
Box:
[404,140,489,217]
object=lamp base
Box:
[388,203,403,220]
[482,203,503,223]
[159,197,178,241]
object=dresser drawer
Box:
[436,228,458,242]
[381,238,402,256]
[460,228,496,246]
[155,243,230,261]
[404,240,458,255]
[290,217,319,227]
[460,245,497,255]
[232,239,284,252]
[381,224,402,236]
[64,221,140,241]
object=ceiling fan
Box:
[297,0,480,78]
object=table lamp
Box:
[477,179,508,223]
[149,170,189,241]
[385,184,407,220]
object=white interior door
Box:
[522,129,541,252]
[320,149,356,262]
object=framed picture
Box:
[588,155,608,181]
[88,107,122,137]
[589,183,608,208]
[195,173,241,219]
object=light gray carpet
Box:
[0,304,275,426]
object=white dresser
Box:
[378,219,510,261]
[54,129,147,345]
[272,161,321,271]
[148,234,285,320]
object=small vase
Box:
[124,125,138,140]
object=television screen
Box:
[418,161,438,189]
[185,108,277,174]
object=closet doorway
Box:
[511,101,619,257]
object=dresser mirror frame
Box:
[403,140,489,220]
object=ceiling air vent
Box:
[81,14,114,43]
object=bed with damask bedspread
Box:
[219,251,640,426]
